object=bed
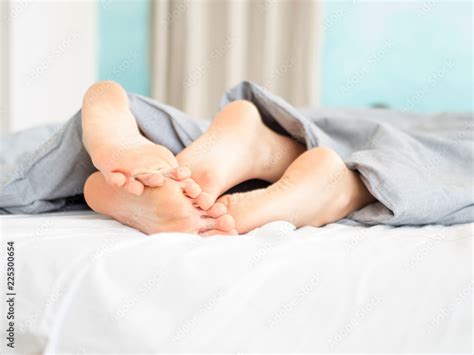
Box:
[1,211,472,353]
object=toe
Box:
[216,194,231,207]
[206,202,227,218]
[216,214,235,231]
[167,166,191,180]
[181,179,202,198]
[196,192,215,210]
[124,177,144,196]
[134,172,165,187]
[109,172,127,187]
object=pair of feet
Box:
[84,100,374,235]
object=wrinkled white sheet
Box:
[1,212,472,353]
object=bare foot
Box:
[218,147,376,234]
[84,172,236,235]
[82,80,192,196]
[177,100,305,209]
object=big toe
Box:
[216,214,235,231]
[206,202,227,218]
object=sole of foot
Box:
[84,172,236,235]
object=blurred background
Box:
[0,0,472,134]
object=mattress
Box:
[1,211,472,353]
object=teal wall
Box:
[321,1,473,112]
[98,0,472,111]
[98,0,150,95]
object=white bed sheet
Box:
[1,211,472,353]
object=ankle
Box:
[341,170,375,215]
[258,133,306,182]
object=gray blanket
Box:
[1,81,472,225]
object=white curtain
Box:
[151,0,322,119]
